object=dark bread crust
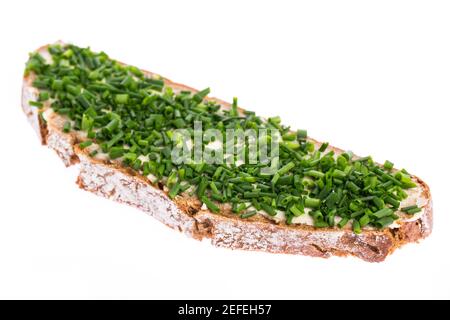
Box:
[22,43,433,262]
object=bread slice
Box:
[22,43,433,262]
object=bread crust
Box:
[22,43,433,262]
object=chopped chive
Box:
[314,220,329,228]
[105,118,120,132]
[172,118,186,128]
[305,170,325,179]
[385,196,400,209]
[373,197,385,210]
[81,114,94,131]
[332,169,346,179]
[304,197,321,208]
[373,208,394,219]
[79,140,93,149]
[243,191,260,199]
[260,203,276,216]
[359,214,371,227]
[201,196,220,213]
[63,121,71,133]
[405,207,421,214]
[168,182,181,199]
[283,140,300,150]
[297,129,307,140]
[230,97,239,117]
[197,178,208,198]
[276,161,296,176]
[338,217,349,228]
[115,94,129,104]
[353,220,362,234]
[39,91,49,101]
[109,147,124,159]
[193,88,210,102]
[241,210,257,219]
[318,142,329,152]
[29,100,43,108]
[401,205,418,212]
[402,205,421,214]
[289,204,304,216]
[375,217,394,228]
[210,181,220,195]
[384,160,394,170]
[347,181,360,193]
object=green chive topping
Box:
[63,121,71,133]
[201,196,220,213]
[384,160,394,170]
[29,100,43,108]
[304,197,321,208]
[25,43,419,234]
[401,205,421,215]
[79,140,93,149]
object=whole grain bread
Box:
[22,43,433,262]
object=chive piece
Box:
[230,97,239,117]
[401,205,418,212]
[109,147,124,159]
[201,196,220,213]
[351,210,364,218]
[304,197,321,208]
[172,118,186,128]
[353,220,362,234]
[347,181,360,193]
[115,94,129,104]
[384,160,394,170]
[243,191,260,199]
[260,203,276,216]
[210,181,220,195]
[282,132,297,141]
[318,142,329,152]
[314,220,329,228]
[297,129,307,140]
[241,210,257,219]
[373,208,394,219]
[29,101,43,108]
[286,215,294,225]
[332,169,346,179]
[289,204,304,216]
[283,141,300,150]
[39,92,49,101]
[406,207,421,214]
[168,182,181,199]
[79,140,93,149]
[375,217,394,228]
[276,161,296,176]
[105,118,120,133]
[385,196,400,209]
[81,114,94,131]
[305,170,325,179]
[193,88,210,102]
[338,217,349,228]
[373,197,385,210]
[197,178,208,198]
[402,206,421,215]
[359,215,371,227]
[63,121,71,133]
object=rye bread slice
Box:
[22,43,433,262]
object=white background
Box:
[0,0,449,299]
